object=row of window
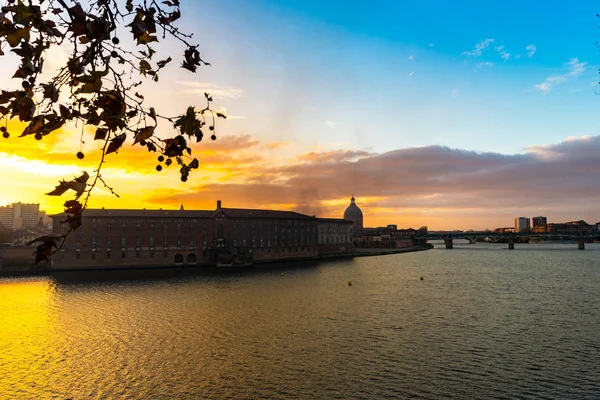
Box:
[319,236,352,244]
[87,223,208,234]
[82,224,325,235]
[265,247,318,253]
[320,227,353,234]
[89,217,321,227]
[75,251,208,260]
[91,217,206,224]
[73,235,326,250]
[72,247,322,260]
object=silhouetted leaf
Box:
[94,127,108,140]
[62,213,82,230]
[64,200,83,214]
[157,57,172,69]
[133,126,154,144]
[163,135,187,157]
[16,97,35,121]
[41,83,59,102]
[181,47,202,72]
[59,105,72,119]
[47,172,89,199]
[20,115,45,136]
[106,133,126,154]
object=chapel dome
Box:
[343,196,363,220]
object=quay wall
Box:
[0,244,433,275]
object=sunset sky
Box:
[1,0,600,230]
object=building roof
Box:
[52,207,315,220]
[218,208,314,220]
[343,196,363,220]
[52,208,215,219]
[316,217,353,224]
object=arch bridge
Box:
[417,232,600,250]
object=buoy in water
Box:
[280,273,284,276]
[420,277,424,280]
[348,281,352,286]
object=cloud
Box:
[325,121,337,129]
[408,55,414,61]
[428,43,435,47]
[475,62,495,69]
[177,81,245,99]
[515,54,522,59]
[262,142,293,150]
[296,149,371,164]
[408,71,415,78]
[495,46,510,61]
[535,58,588,92]
[526,44,536,58]
[535,82,551,92]
[451,89,459,97]
[145,135,600,229]
[462,38,494,57]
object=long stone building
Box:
[50,200,353,270]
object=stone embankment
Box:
[0,244,434,276]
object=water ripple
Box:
[1,243,599,399]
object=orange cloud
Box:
[262,141,294,150]
[3,122,600,231]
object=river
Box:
[1,242,599,399]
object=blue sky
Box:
[183,0,600,154]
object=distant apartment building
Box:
[0,203,41,229]
[0,205,14,229]
[514,217,530,233]
[494,227,515,233]
[531,216,548,233]
[547,221,596,236]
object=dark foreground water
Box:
[1,242,599,399]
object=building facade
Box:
[514,217,530,233]
[354,226,415,249]
[546,221,596,235]
[531,216,548,233]
[0,203,41,230]
[50,201,353,270]
[316,218,354,255]
[0,205,14,229]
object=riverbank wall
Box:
[0,244,433,277]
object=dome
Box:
[343,196,363,220]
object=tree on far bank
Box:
[0,0,224,263]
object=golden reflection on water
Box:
[0,279,58,398]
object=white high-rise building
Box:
[514,217,530,233]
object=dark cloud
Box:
[145,136,600,228]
